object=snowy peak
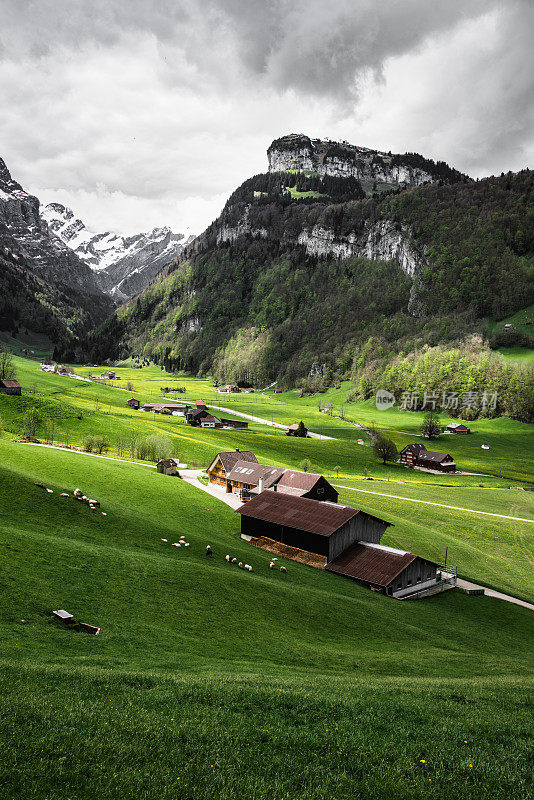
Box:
[42,202,195,301]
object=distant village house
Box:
[156,459,178,475]
[400,443,456,473]
[446,422,471,434]
[127,398,140,409]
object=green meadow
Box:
[0,439,533,800]
[1,356,533,798]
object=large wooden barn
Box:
[400,443,456,473]
[325,542,441,597]
[236,491,391,561]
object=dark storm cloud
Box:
[0,0,532,234]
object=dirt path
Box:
[17,441,156,468]
[333,483,534,524]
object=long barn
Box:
[236,490,391,561]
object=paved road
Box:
[208,404,334,439]
[180,469,244,509]
[333,483,534,524]
[456,579,534,611]
[18,442,156,468]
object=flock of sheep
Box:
[160,538,288,574]
[35,484,107,515]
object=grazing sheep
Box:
[46,489,54,494]
[89,499,100,508]
[102,512,107,516]
[206,545,213,557]
[225,554,230,562]
[60,493,69,497]
[73,488,82,497]
[245,564,252,572]
[238,562,243,569]
[280,566,287,574]
[184,543,190,547]
[272,557,278,561]
[269,562,275,569]
[161,538,168,542]
[231,557,237,563]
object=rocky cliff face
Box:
[43,203,195,301]
[267,134,465,189]
[0,158,113,307]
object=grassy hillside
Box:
[0,439,533,799]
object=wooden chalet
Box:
[325,542,441,597]
[236,491,391,561]
[400,443,456,473]
[127,397,140,409]
[143,403,190,415]
[207,449,258,488]
[220,384,240,393]
[226,462,286,498]
[446,422,471,434]
[101,371,115,379]
[0,379,21,395]
[156,459,178,475]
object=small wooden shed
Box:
[0,379,21,395]
[157,459,178,475]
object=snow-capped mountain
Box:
[0,157,113,326]
[42,203,195,301]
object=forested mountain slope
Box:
[90,148,533,387]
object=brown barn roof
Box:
[419,451,454,464]
[326,542,420,586]
[158,459,176,468]
[236,490,364,537]
[401,443,427,455]
[210,450,257,473]
[227,461,285,488]
[0,379,21,388]
[276,470,323,493]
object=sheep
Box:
[73,488,82,498]
[272,557,278,561]
[231,557,237,563]
[101,512,107,516]
[205,545,213,557]
[245,564,252,572]
[60,493,70,497]
[89,499,100,508]
[225,554,230,562]
[280,566,287,574]
[238,562,243,569]
[269,562,275,569]
[46,489,54,494]
[184,543,190,547]
[161,538,168,542]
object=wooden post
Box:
[444,547,448,566]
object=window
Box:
[317,488,324,496]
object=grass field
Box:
[1,439,533,799]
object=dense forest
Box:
[87,169,534,412]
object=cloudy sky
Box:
[1,0,533,236]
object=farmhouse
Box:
[236,491,391,561]
[101,371,115,379]
[286,422,308,437]
[446,422,471,434]
[156,459,177,475]
[226,462,286,497]
[325,542,441,597]
[0,379,21,395]
[127,397,140,409]
[200,414,223,428]
[220,384,240,393]
[187,407,211,425]
[207,449,258,488]
[400,443,456,473]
